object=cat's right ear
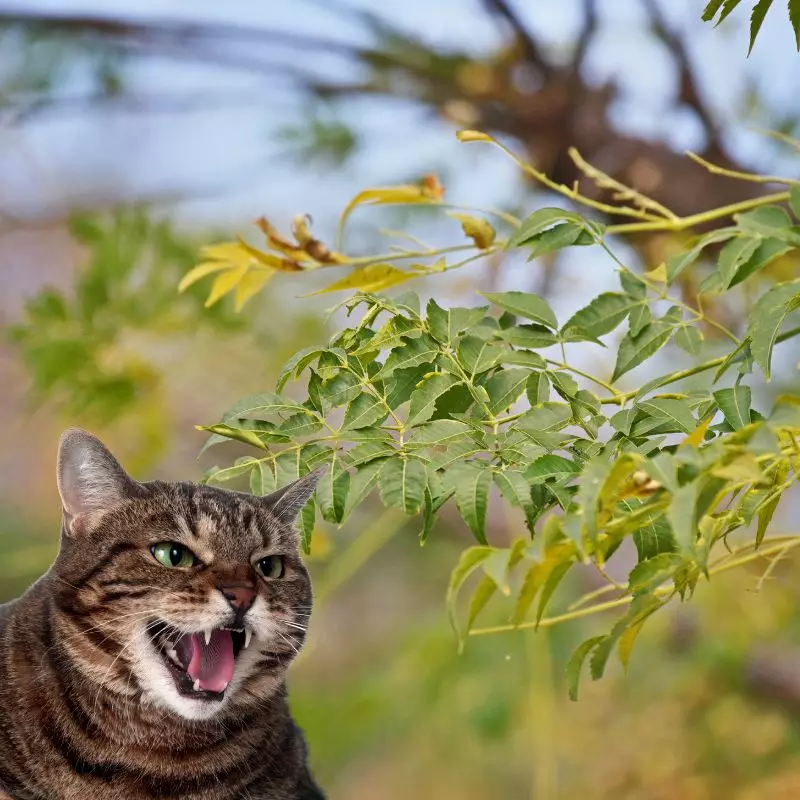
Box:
[57,428,141,536]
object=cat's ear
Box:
[57,428,141,535]
[262,470,322,527]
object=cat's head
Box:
[52,428,320,721]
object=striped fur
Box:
[0,430,325,799]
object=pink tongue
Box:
[186,630,235,693]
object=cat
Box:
[0,428,326,800]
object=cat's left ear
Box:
[262,470,322,527]
[57,428,142,536]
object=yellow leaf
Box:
[309,264,418,295]
[205,267,248,307]
[645,263,667,283]
[456,129,493,143]
[618,619,646,672]
[178,261,233,293]
[236,237,303,272]
[712,452,766,484]
[198,241,252,267]
[340,177,444,233]
[681,416,713,448]
[235,269,275,311]
[448,212,496,249]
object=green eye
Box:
[150,542,197,569]
[254,555,285,580]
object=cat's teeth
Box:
[193,679,201,692]
[244,630,252,649]
[166,648,178,664]
[204,629,212,646]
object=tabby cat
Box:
[0,429,325,799]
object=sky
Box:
[0,0,798,233]
[0,0,799,352]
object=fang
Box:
[193,679,201,692]
[204,630,212,646]
[244,630,252,649]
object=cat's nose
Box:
[220,584,257,613]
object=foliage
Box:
[189,129,800,698]
[10,209,244,422]
[702,0,800,53]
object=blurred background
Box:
[2,1,800,797]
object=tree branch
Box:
[642,0,721,152]
[480,0,551,75]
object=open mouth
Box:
[146,621,250,701]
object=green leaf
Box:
[406,373,459,426]
[590,596,661,680]
[701,0,728,21]
[667,481,700,554]
[378,334,440,379]
[276,346,325,391]
[494,470,538,534]
[718,236,762,289]
[675,325,703,356]
[523,222,593,259]
[524,454,580,484]
[322,372,360,407]
[420,484,453,544]
[299,499,315,555]
[222,391,309,421]
[619,269,646,299]
[613,314,678,381]
[426,299,487,345]
[456,336,502,375]
[479,291,558,329]
[577,456,612,548]
[481,547,518,596]
[714,385,752,430]
[444,461,493,544]
[566,637,605,701]
[562,293,641,340]
[736,205,800,243]
[791,186,800,217]
[637,398,696,434]
[446,546,493,641]
[342,393,387,430]
[356,315,420,354]
[628,304,652,338]
[498,324,558,349]
[317,456,350,524]
[746,280,800,379]
[485,369,529,414]
[384,365,430,409]
[466,574,499,633]
[729,237,793,289]
[197,423,271,451]
[627,553,683,595]
[497,350,546,369]
[748,0,775,54]
[506,207,583,249]
[343,459,385,518]
[378,458,428,515]
[526,372,550,405]
[514,403,573,449]
[790,0,800,49]
[631,512,677,561]
[409,419,478,446]
[535,560,573,627]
